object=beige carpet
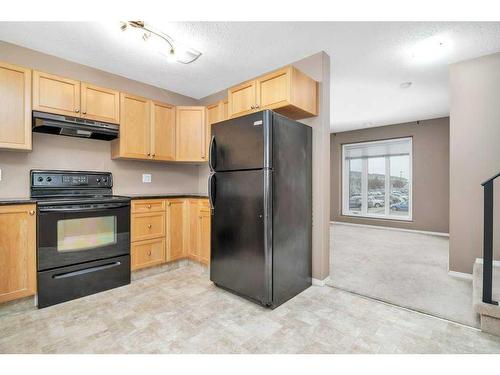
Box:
[329,223,480,327]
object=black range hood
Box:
[32,111,119,141]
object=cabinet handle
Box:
[29,210,35,216]
[147,205,152,209]
[255,104,260,109]
[250,105,255,109]
[167,202,172,207]
[148,224,152,229]
[152,153,156,157]
[75,109,80,113]
[82,111,87,115]
[147,153,151,157]
[148,250,152,256]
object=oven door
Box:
[37,202,130,271]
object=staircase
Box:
[473,259,500,335]
[473,172,500,336]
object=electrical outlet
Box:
[142,173,152,183]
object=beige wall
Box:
[197,52,332,280]
[0,41,200,198]
[330,117,450,233]
[449,52,500,274]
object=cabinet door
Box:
[81,82,120,123]
[206,102,224,159]
[151,101,176,161]
[198,206,211,265]
[187,200,200,261]
[166,199,185,261]
[0,62,32,151]
[32,70,81,117]
[115,92,151,159]
[0,204,36,303]
[228,80,256,118]
[256,66,291,110]
[175,106,206,162]
[131,238,166,271]
[222,100,229,120]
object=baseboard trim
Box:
[331,221,449,237]
[448,270,473,280]
[312,276,330,286]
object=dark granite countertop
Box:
[125,194,209,200]
[0,198,37,206]
[0,194,208,206]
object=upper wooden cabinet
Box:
[33,70,81,117]
[81,83,120,123]
[0,204,36,304]
[33,71,121,124]
[0,61,32,151]
[175,106,206,162]
[112,92,150,159]
[228,80,257,118]
[112,96,178,162]
[227,65,317,120]
[206,100,228,157]
[151,101,176,161]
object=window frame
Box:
[341,137,413,222]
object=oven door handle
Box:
[38,203,130,213]
[52,261,122,279]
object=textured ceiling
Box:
[1,22,500,132]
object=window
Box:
[342,137,412,221]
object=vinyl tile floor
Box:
[1,265,500,353]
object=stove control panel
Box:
[31,171,113,188]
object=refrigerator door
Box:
[210,169,272,305]
[209,110,272,172]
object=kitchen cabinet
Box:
[206,99,228,156]
[151,101,176,161]
[33,71,121,123]
[112,96,177,162]
[130,198,209,271]
[187,199,201,261]
[166,199,186,261]
[198,204,211,265]
[227,65,317,120]
[175,106,206,162]
[0,204,36,304]
[111,92,150,160]
[32,70,81,117]
[81,82,120,123]
[0,61,32,151]
[227,80,257,118]
[131,238,166,271]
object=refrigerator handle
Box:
[208,173,216,214]
[209,135,217,172]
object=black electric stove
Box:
[31,170,131,308]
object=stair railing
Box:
[481,171,500,305]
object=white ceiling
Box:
[1,22,500,132]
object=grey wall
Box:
[330,117,450,233]
[449,52,500,274]
[0,41,200,198]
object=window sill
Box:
[341,212,413,222]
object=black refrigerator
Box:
[208,110,312,308]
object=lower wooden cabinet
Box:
[130,198,210,271]
[0,204,36,304]
[131,238,166,271]
[166,199,186,261]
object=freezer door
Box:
[210,169,272,305]
[209,110,272,172]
